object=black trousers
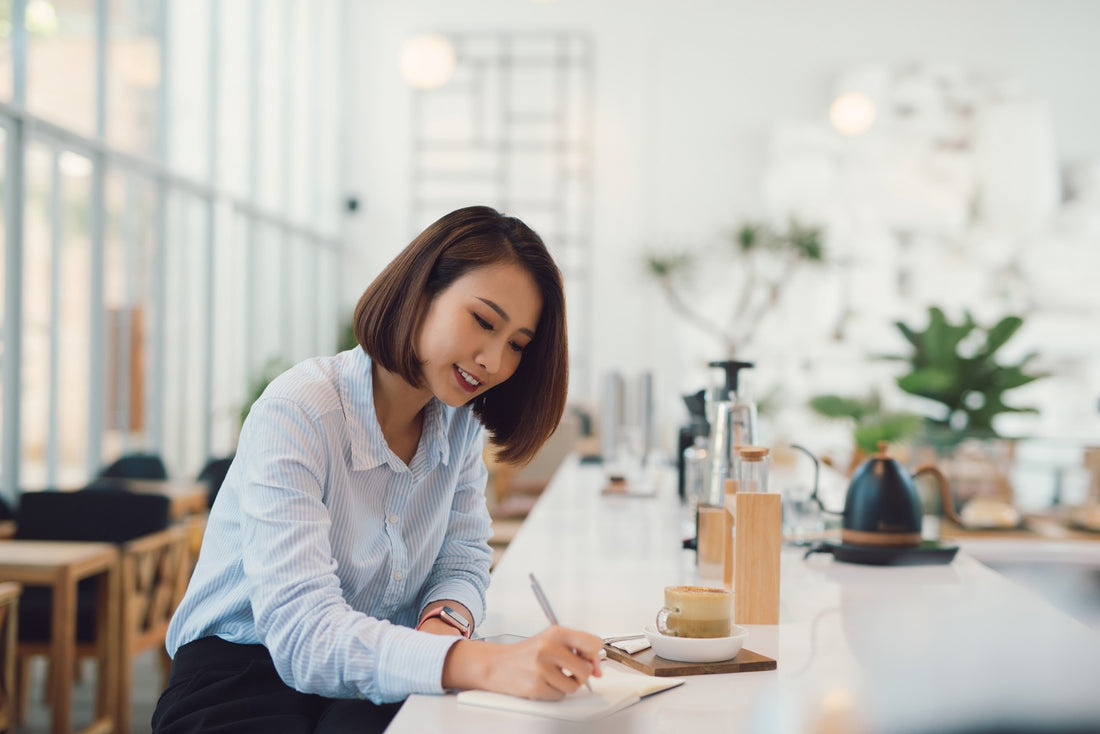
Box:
[152,637,404,734]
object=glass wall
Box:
[1,0,344,500]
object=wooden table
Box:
[0,541,119,734]
[120,480,208,520]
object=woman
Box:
[153,206,603,733]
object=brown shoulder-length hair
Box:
[353,205,568,465]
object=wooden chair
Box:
[14,488,190,734]
[0,582,20,734]
[116,524,189,733]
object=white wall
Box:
[340,0,1100,452]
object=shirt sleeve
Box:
[237,396,459,703]
[417,421,494,627]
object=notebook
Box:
[456,665,685,722]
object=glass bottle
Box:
[738,446,771,493]
[683,433,710,515]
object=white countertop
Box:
[388,456,1100,734]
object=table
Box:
[0,541,119,734]
[388,456,1100,733]
[120,479,208,520]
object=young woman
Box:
[153,206,603,733]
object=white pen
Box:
[529,573,593,693]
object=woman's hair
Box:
[354,205,568,465]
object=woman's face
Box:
[417,262,542,407]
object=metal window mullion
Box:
[46,148,63,488]
[86,0,109,475]
[12,0,27,105]
[280,0,294,361]
[2,118,26,502]
[245,0,261,377]
[308,0,322,227]
[175,199,191,471]
[87,155,107,476]
[96,0,107,138]
[149,0,171,452]
[202,0,221,461]
[307,5,324,358]
[119,174,138,451]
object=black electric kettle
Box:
[832,441,960,547]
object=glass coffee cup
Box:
[655,585,733,638]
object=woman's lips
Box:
[453,365,481,394]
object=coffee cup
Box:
[655,585,732,638]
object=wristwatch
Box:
[416,605,472,638]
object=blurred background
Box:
[2,0,1098,505]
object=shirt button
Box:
[393,571,403,581]
[387,514,399,524]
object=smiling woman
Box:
[355,205,569,465]
[152,206,599,734]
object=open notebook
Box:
[456,666,685,722]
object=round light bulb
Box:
[829,92,876,136]
[399,33,456,90]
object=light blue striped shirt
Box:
[165,347,493,703]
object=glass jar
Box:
[738,446,771,493]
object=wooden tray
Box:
[604,644,776,677]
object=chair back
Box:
[16,489,171,543]
[99,452,168,480]
[197,455,235,508]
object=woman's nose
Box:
[476,340,504,375]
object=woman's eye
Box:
[473,314,493,331]
[509,341,526,354]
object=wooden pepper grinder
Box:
[733,446,781,624]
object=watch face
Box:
[440,606,470,633]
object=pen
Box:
[529,573,593,692]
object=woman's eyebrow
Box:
[477,297,535,338]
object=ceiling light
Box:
[399,33,456,90]
[829,92,876,136]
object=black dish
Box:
[803,539,958,566]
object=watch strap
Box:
[416,605,472,638]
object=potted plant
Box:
[645,219,826,358]
[885,306,1048,504]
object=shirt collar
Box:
[340,348,454,473]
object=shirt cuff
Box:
[374,625,462,701]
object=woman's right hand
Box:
[442,625,604,700]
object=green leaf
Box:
[854,413,922,454]
[809,394,873,421]
[645,253,693,277]
[736,224,761,252]
[897,368,957,397]
[980,315,1024,359]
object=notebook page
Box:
[456,666,685,722]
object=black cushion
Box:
[16,488,171,544]
[99,452,168,480]
[198,455,235,508]
[18,583,99,643]
[15,488,172,645]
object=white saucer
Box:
[643,624,747,663]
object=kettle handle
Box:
[913,463,961,524]
[793,444,842,516]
